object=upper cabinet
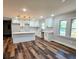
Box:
[29,20,40,27]
[45,18,53,27]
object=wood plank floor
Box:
[3,37,76,59]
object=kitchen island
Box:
[12,32,35,43]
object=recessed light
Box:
[51,14,54,17]
[62,0,66,2]
[22,8,27,12]
[40,16,43,18]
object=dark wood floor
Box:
[3,37,76,59]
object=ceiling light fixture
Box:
[51,14,54,17]
[62,0,66,2]
[40,16,43,18]
[22,8,27,12]
[15,16,18,19]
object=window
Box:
[71,19,76,38]
[59,20,67,36]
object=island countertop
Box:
[12,32,35,35]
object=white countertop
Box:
[12,32,35,35]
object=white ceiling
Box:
[3,0,76,18]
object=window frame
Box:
[70,18,76,38]
[59,20,67,36]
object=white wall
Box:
[47,11,76,49]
